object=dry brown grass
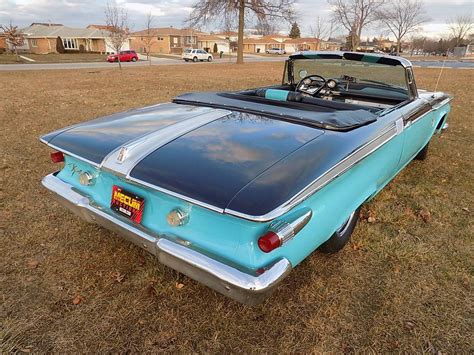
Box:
[0,63,472,352]
[0,53,108,64]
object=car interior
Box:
[174,53,413,131]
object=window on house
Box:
[186,36,195,44]
[31,39,38,47]
[173,37,178,44]
[63,38,78,50]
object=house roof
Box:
[22,24,110,39]
[214,31,238,37]
[31,22,63,27]
[198,34,229,42]
[243,37,281,44]
[283,37,320,44]
[87,24,115,31]
[131,27,198,36]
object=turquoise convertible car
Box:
[41,52,452,304]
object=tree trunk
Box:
[237,0,245,64]
[15,47,20,62]
[396,40,401,55]
[118,55,122,70]
[351,35,359,51]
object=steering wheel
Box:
[296,75,327,96]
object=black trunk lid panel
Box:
[130,112,323,209]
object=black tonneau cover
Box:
[173,92,377,131]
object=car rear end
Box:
[182,48,193,61]
[42,156,296,304]
[39,104,332,304]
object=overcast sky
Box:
[0,0,472,39]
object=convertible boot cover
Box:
[173,92,378,131]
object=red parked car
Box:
[107,50,138,63]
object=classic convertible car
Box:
[41,51,451,305]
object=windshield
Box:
[292,59,408,91]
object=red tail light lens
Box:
[258,231,281,253]
[50,151,64,163]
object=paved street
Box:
[0,54,286,71]
[0,55,472,71]
[411,60,474,68]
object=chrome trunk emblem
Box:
[117,147,128,163]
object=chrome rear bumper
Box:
[42,173,292,305]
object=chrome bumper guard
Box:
[42,173,292,305]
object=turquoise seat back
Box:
[264,89,289,101]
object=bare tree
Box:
[328,0,384,51]
[310,16,333,41]
[449,15,473,47]
[255,18,279,36]
[1,22,25,61]
[105,0,130,70]
[142,12,155,65]
[377,0,428,55]
[187,0,295,64]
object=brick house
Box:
[197,34,230,53]
[242,37,284,53]
[242,35,320,54]
[14,23,120,54]
[130,28,198,54]
[0,33,6,53]
[282,38,321,53]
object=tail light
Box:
[50,151,64,163]
[258,208,312,253]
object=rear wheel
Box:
[415,142,429,160]
[208,56,212,62]
[318,207,361,253]
[193,56,198,62]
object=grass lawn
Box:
[0,63,472,352]
[0,54,24,64]
[0,53,107,64]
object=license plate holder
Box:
[110,185,145,223]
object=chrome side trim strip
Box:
[225,124,398,222]
[42,173,291,305]
[102,109,231,176]
[432,97,452,110]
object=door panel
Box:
[399,100,434,166]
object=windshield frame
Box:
[284,54,417,99]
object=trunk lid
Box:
[129,111,323,209]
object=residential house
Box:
[241,35,320,54]
[12,23,120,54]
[283,38,320,53]
[0,33,6,53]
[197,34,230,53]
[130,27,198,54]
[242,37,284,53]
[320,40,341,51]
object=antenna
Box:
[434,59,446,92]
